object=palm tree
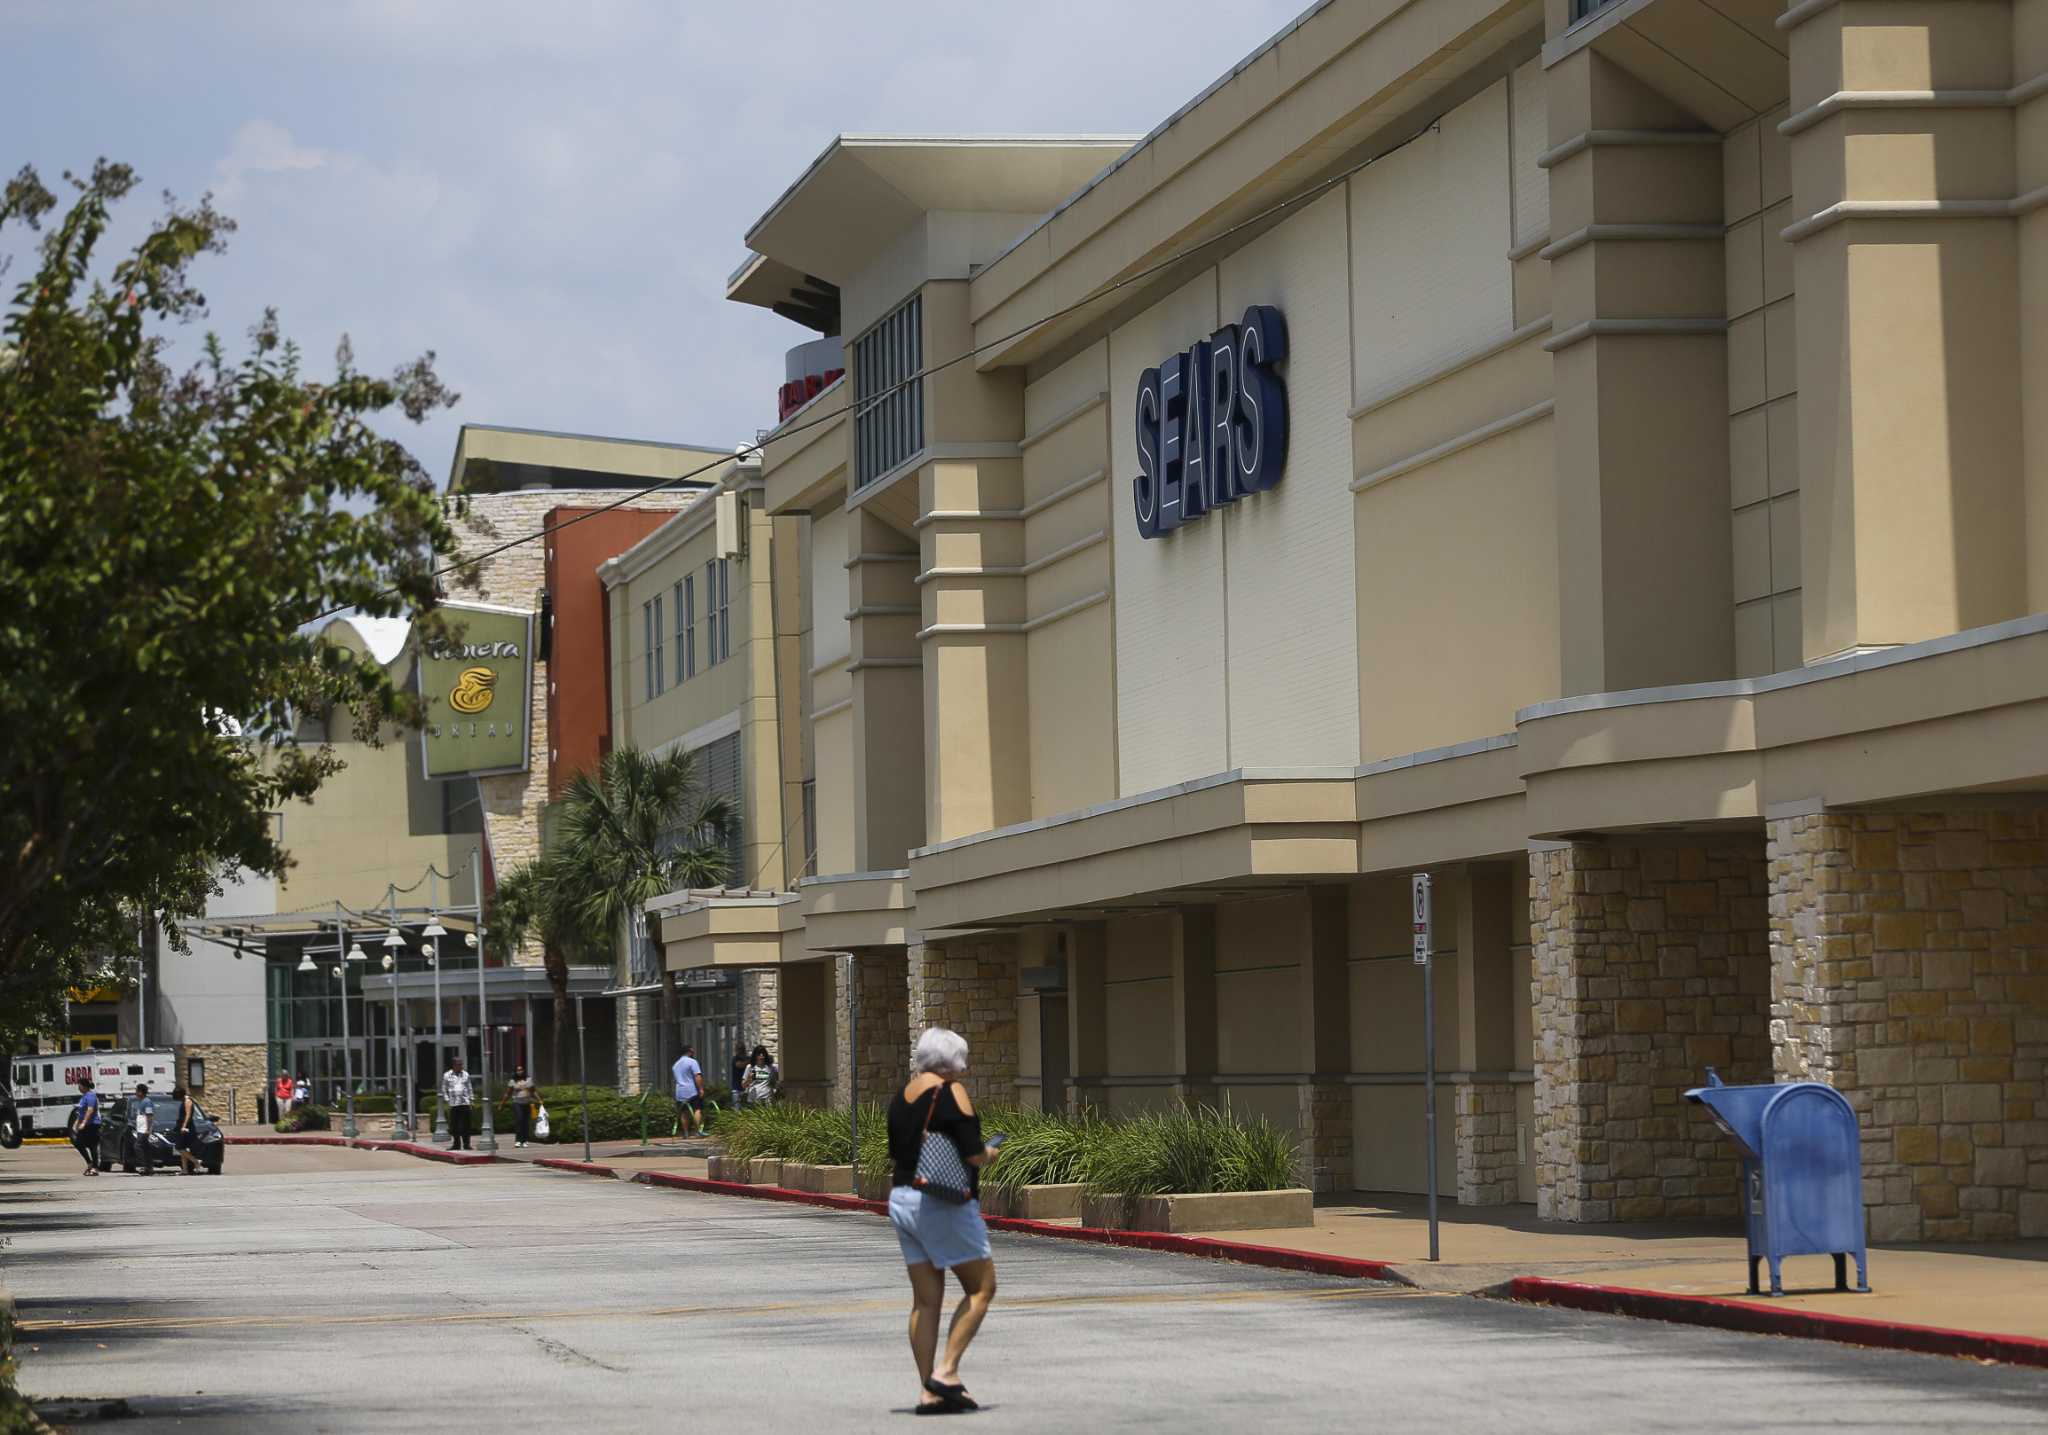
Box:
[485,745,734,1075]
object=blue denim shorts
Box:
[889,1185,992,1270]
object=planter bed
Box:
[1079,1188,1313,1233]
[781,1163,855,1195]
[981,1183,1084,1220]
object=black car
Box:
[96,1099,225,1175]
[0,1084,18,1150]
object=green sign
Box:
[418,603,533,779]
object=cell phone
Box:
[984,1131,1007,1150]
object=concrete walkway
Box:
[224,1128,2048,1344]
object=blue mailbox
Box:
[1684,1070,1870,1297]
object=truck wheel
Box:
[0,1121,19,1150]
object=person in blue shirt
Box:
[671,1046,704,1138]
[67,1077,101,1176]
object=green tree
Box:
[0,160,458,1033]
[485,746,734,1075]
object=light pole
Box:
[425,916,448,1144]
[337,915,365,1139]
[467,929,498,1154]
[382,927,411,1138]
[577,993,592,1163]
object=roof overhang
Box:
[647,889,805,971]
[1517,615,2048,838]
[365,965,613,999]
[447,424,736,495]
[741,135,1138,287]
[797,870,915,951]
[725,253,842,334]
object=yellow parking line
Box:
[21,1282,1409,1336]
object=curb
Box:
[632,1170,887,1215]
[534,1158,619,1178]
[226,1134,497,1166]
[1500,1277,2048,1370]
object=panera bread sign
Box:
[1133,304,1289,538]
[417,603,533,779]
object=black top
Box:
[887,1080,984,1197]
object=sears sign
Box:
[1134,304,1288,539]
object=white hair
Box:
[912,1026,970,1076]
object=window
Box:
[676,577,695,681]
[644,596,665,699]
[854,293,924,487]
[704,558,730,666]
[1570,0,1618,18]
[801,779,817,879]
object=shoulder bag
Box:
[911,1081,974,1205]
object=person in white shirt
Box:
[671,1046,704,1138]
[441,1056,476,1150]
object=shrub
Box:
[980,1106,1094,1193]
[712,1101,877,1166]
[274,1104,331,1134]
[1077,1104,1299,1199]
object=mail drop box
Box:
[1685,1070,1870,1297]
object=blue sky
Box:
[8,1,1312,483]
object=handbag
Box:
[534,1105,551,1139]
[912,1082,974,1205]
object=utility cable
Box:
[308,112,1443,626]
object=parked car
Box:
[96,1098,225,1175]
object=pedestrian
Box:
[441,1055,476,1150]
[888,1027,1000,1415]
[671,1044,704,1138]
[729,1048,749,1108]
[744,1045,779,1107]
[168,1085,200,1175]
[274,1068,294,1119]
[506,1065,540,1149]
[67,1077,101,1176]
[129,1083,158,1176]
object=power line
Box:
[310,113,1443,627]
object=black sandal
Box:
[923,1378,978,1411]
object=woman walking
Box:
[168,1085,199,1175]
[743,1046,779,1107]
[506,1065,540,1149]
[888,1027,999,1415]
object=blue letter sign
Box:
[1134,304,1288,539]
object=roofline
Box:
[455,421,740,456]
[980,0,1334,277]
[741,132,1143,258]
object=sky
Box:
[7,1,1315,484]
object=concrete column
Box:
[1171,906,1219,1107]
[1297,885,1353,1192]
[833,949,909,1110]
[1453,865,1519,1205]
[1545,50,1734,695]
[848,509,925,870]
[1531,839,1771,1222]
[1066,921,1109,1117]
[776,960,833,1108]
[907,936,1019,1107]
[1784,0,2032,657]
[1770,808,2048,1242]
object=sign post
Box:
[1412,872,1439,1263]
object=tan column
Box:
[1066,921,1109,1117]
[847,509,925,869]
[1454,864,1518,1206]
[776,960,833,1108]
[1298,885,1353,1193]
[1545,50,1734,695]
[1171,906,1219,1107]
[1783,0,2031,657]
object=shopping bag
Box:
[534,1105,551,1139]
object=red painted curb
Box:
[224,1134,496,1165]
[1504,1277,2048,1370]
[535,1158,618,1178]
[225,1135,350,1146]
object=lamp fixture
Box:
[381,952,394,972]
[295,951,316,974]
[347,943,368,963]
[382,928,404,950]
[422,918,448,939]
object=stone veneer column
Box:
[1298,886,1353,1192]
[1454,1080,1520,1207]
[907,937,1019,1107]
[833,950,910,1109]
[1770,809,2048,1241]
[184,1042,270,1126]
[617,993,649,1091]
[742,970,780,1056]
[1531,840,1772,1222]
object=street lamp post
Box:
[336,912,365,1140]
[382,927,411,1138]
[468,851,497,1154]
[425,917,448,1144]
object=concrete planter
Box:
[782,1163,855,1195]
[1080,1188,1314,1233]
[982,1183,1084,1220]
[857,1170,893,1202]
[737,1158,782,1185]
[705,1154,730,1181]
